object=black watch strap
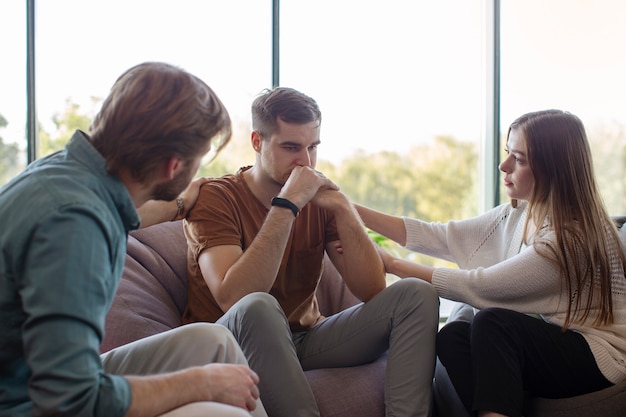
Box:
[270,197,299,217]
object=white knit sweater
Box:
[402,201,626,384]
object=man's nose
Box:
[296,149,313,167]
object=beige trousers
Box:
[101,322,267,417]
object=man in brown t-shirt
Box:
[183,87,439,417]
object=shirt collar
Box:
[67,131,141,231]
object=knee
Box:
[436,320,469,360]
[392,278,440,312]
[472,307,523,342]
[381,278,440,330]
[224,292,289,338]
[176,322,237,347]
[232,292,283,321]
[472,307,509,333]
[161,322,246,366]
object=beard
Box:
[151,162,195,202]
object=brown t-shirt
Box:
[182,166,339,332]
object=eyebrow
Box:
[506,144,527,157]
[280,139,321,147]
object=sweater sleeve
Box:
[402,204,516,268]
[431,243,565,315]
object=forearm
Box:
[125,362,260,416]
[138,177,210,228]
[124,370,199,417]
[354,204,407,246]
[137,200,181,228]
[333,203,387,301]
[217,207,296,309]
[387,256,434,283]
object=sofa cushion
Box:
[306,355,386,416]
[101,221,188,353]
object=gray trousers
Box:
[101,322,268,417]
[218,278,439,417]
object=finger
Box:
[250,384,260,400]
[324,178,340,190]
[246,396,257,411]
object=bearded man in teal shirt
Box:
[0,62,266,417]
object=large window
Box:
[281,0,486,221]
[281,1,486,318]
[3,1,626,319]
[500,0,626,215]
[33,0,271,172]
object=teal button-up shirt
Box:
[0,131,139,416]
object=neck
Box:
[243,165,282,208]
[117,169,152,208]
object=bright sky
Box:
[2,0,626,165]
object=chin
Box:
[505,190,519,201]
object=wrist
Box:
[170,197,185,221]
[271,197,299,217]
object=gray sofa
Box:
[433,216,626,417]
[100,220,386,417]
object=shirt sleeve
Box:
[185,180,248,259]
[20,206,130,417]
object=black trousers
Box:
[436,308,612,417]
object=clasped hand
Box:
[279,166,340,210]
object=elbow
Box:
[357,273,387,302]
[359,283,387,302]
[213,292,238,312]
[208,281,237,312]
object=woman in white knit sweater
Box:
[355,110,626,417]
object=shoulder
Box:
[201,170,247,194]
[489,200,527,226]
[197,174,253,212]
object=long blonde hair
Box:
[509,110,625,327]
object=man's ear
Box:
[251,130,262,153]
[163,156,183,180]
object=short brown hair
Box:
[251,87,321,138]
[89,62,231,181]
